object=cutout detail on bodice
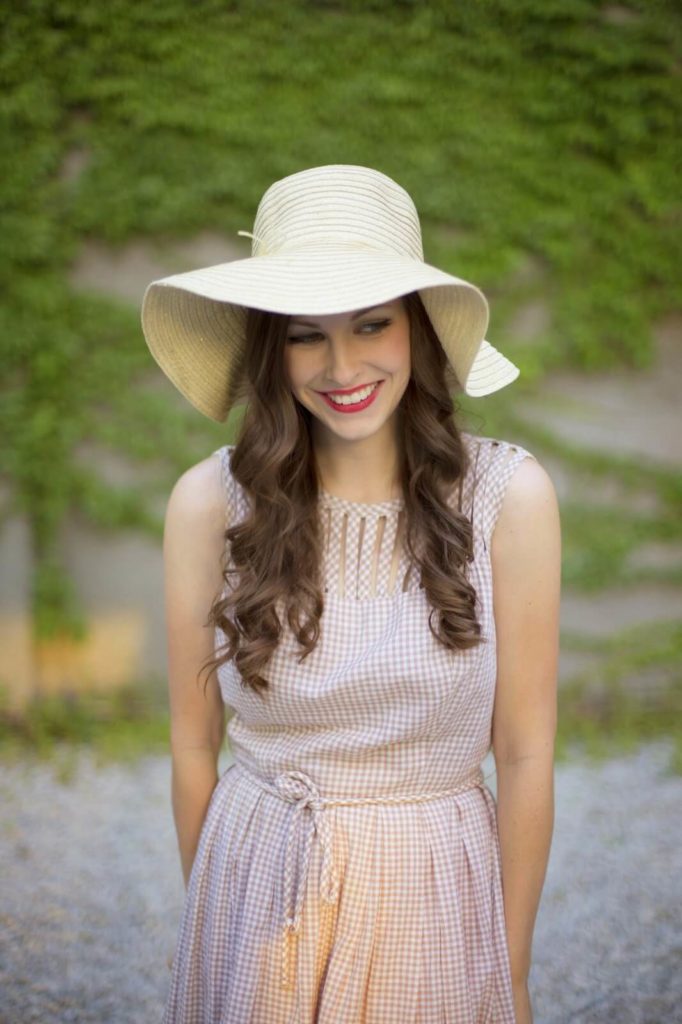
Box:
[318,494,419,601]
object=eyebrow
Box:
[289,304,390,328]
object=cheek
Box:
[282,349,294,384]
[283,349,303,388]
[382,325,411,373]
[283,347,318,390]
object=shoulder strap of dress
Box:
[463,435,537,552]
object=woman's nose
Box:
[324,335,361,385]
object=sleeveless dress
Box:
[162,431,536,1024]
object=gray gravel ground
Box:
[0,740,679,1024]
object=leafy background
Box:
[1,0,680,767]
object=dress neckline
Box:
[315,432,476,516]
[318,487,404,515]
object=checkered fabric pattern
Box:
[162,432,536,1023]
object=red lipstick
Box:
[320,380,383,395]
[318,380,384,414]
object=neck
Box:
[313,420,402,503]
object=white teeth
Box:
[327,382,378,406]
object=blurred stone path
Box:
[0,741,679,1024]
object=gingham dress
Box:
[162,431,536,1024]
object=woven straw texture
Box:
[141,166,521,422]
[162,430,536,1023]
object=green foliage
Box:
[555,620,682,771]
[1,0,680,764]
[560,503,682,590]
[475,403,682,590]
[0,680,172,773]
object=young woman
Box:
[142,164,561,1024]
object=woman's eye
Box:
[359,319,391,334]
[286,320,391,344]
[286,332,323,344]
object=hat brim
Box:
[141,249,520,421]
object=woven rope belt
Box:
[240,763,486,990]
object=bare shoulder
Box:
[163,452,228,759]
[491,455,561,588]
[164,450,227,561]
[167,450,224,517]
[490,454,561,763]
[494,455,560,541]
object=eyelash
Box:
[286,319,392,344]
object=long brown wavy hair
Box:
[200,290,486,697]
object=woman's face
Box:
[283,297,411,442]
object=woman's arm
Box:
[163,454,228,889]
[490,457,561,999]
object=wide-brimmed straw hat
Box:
[140,164,520,422]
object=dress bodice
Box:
[210,431,536,801]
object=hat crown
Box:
[248,164,424,260]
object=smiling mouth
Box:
[319,380,384,395]
[318,380,384,412]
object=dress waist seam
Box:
[235,761,485,807]
[232,760,486,992]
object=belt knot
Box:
[239,763,485,991]
[273,769,325,811]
